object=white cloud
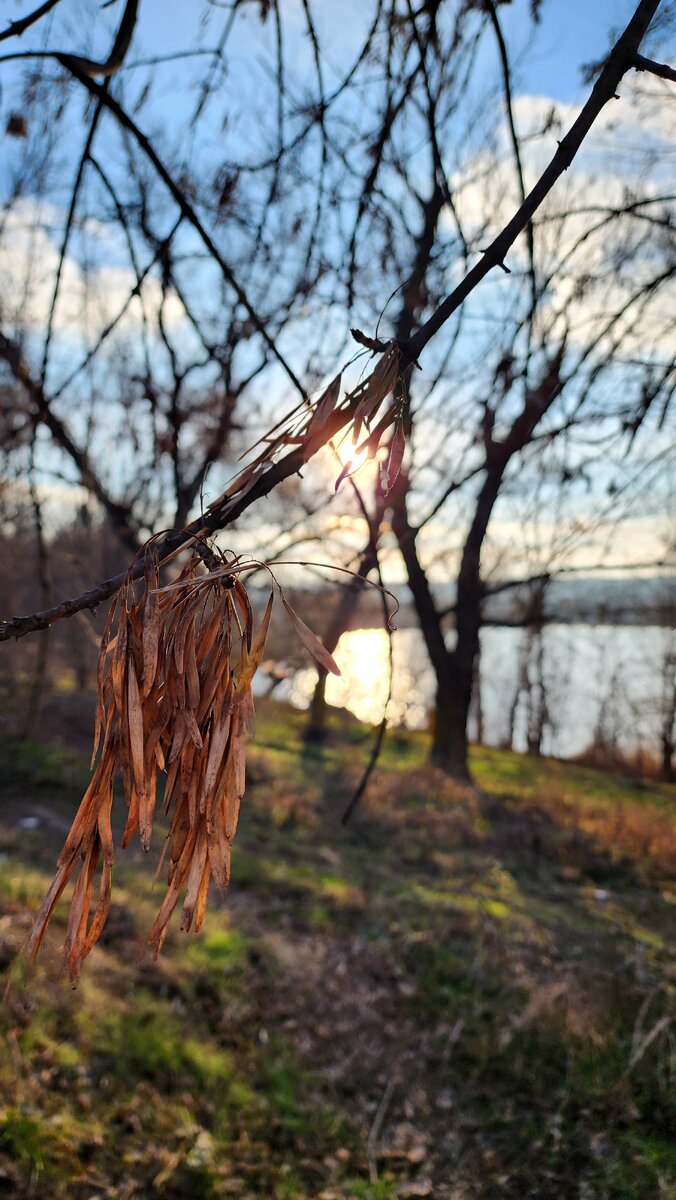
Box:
[0,198,187,343]
[440,83,675,357]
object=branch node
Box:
[632,52,676,84]
[351,327,389,353]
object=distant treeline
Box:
[270,575,676,633]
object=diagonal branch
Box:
[406,0,665,362]
[54,0,138,78]
[58,56,306,399]
[0,0,62,44]
[0,334,139,551]
[0,0,666,644]
[485,0,537,346]
[40,91,106,386]
[633,51,676,81]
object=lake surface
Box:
[270,623,673,760]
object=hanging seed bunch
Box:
[26,542,340,983]
[24,341,403,981]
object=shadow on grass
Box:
[0,701,674,1199]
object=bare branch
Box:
[40,92,107,386]
[406,0,663,362]
[633,51,676,81]
[57,0,138,79]
[0,0,62,44]
[57,56,306,400]
[0,333,139,551]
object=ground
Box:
[0,696,674,1199]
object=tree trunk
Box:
[661,721,674,783]
[427,463,506,778]
[660,641,675,782]
[391,477,474,779]
[19,474,52,741]
[471,643,484,747]
[431,662,472,779]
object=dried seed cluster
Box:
[27,545,339,982]
[25,342,405,981]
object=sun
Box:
[331,431,375,484]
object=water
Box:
[271,623,674,759]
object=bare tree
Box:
[277,0,675,778]
[0,1,672,932]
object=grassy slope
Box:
[0,699,674,1200]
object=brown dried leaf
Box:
[207,809,231,889]
[142,568,160,697]
[173,607,196,675]
[121,788,140,848]
[139,766,157,854]
[193,856,211,932]
[239,590,273,686]
[305,373,342,439]
[355,405,397,459]
[92,598,118,766]
[25,864,74,963]
[111,608,128,715]
[232,578,254,651]
[281,594,341,675]
[350,342,400,444]
[204,708,232,800]
[127,663,146,807]
[180,825,209,932]
[64,838,101,983]
[148,826,198,957]
[335,459,352,493]
[385,420,406,493]
[182,706,204,750]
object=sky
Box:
[0,0,674,576]
[500,0,657,100]
[5,0,652,117]
[132,0,656,102]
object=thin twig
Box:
[406,0,664,362]
[0,0,62,44]
[366,1077,397,1183]
[633,51,676,82]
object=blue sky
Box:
[500,0,651,101]
[0,0,673,572]
[131,0,648,103]
[2,1,666,167]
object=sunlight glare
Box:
[287,628,433,728]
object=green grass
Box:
[0,703,674,1199]
[0,735,89,793]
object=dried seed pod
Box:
[27,538,347,980]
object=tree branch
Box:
[632,51,676,82]
[0,334,139,552]
[55,0,138,78]
[0,0,62,44]
[406,0,663,362]
[50,56,306,400]
[0,0,666,643]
